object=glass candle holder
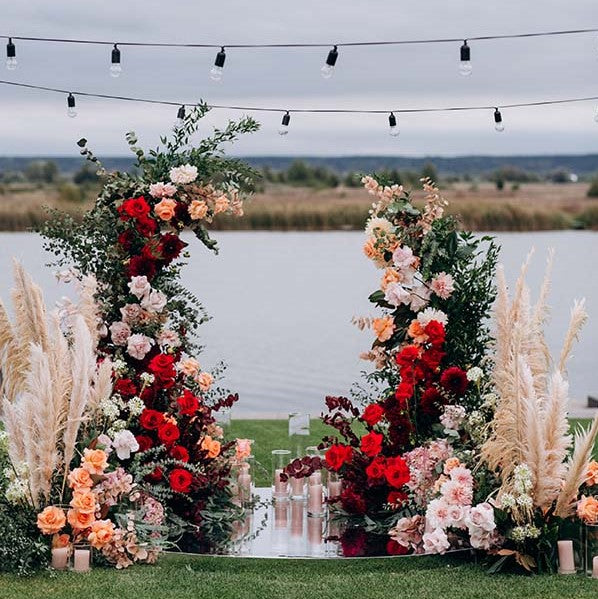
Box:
[51,544,71,570]
[585,523,598,576]
[288,413,310,457]
[327,471,342,499]
[72,543,91,573]
[307,477,324,517]
[213,408,231,430]
[238,462,252,506]
[289,475,306,500]
[272,449,291,501]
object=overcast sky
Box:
[2,0,597,156]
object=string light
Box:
[210,47,226,81]
[388,112,399,137]
[494,108,504,132]
[5,38,16,70]
[110,44,122,78]
[66,93,77,118]
[175,104,186,128]
[321,45,338,79]
[278,111,290,136]
[459,40,472,76]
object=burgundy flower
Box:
[127,254,157,280]
[340,527,368,557]
[340,487,367,515]
[158,233,187,262]
[440,366,468,396]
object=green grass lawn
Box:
[1,418,597,599]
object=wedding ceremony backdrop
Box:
[1,2,598,598]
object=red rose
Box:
[394,381,413,406]
[424,320,445,347]
[146,467,163,482]
[365,456,386,482]
[148,353,177,382]
[421,348,446,371]
[386,539,409,555]
[158,233,187,262]
[340,488,367,515]
[387,490,408,507]
[360,431,383,458]
[324,444,353,471]
[362,404,384,427]
[136,215,158,238]
[395,345,420,367]
[177,389,199,416]
[113,378,137,398]
[385,456,410,488]
[157,422,180,445]
[440,366,469,396]
[169,468,193,493]
[135,435,153,452]
[119,196,151,220]
[139,408,164,430]
[127,255,157,280]
[117,229,136,252]
[170,445,190,462]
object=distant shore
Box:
[0,182,597,232]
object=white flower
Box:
[100,398,120,420]
[111,419,127,432]
[417,308,448,327]
[425,498,452,529]
[516,494,533,508]
[169,164,198,185]
[465,502,496,534]
[128,396,145,417]
[466,367,484,382]
[384,282,410,307]
[126,333,153,360]
[140,290,167,313]
[112,430,140,460]
[140,372,155,385]
[440,405,466,431]
[97,433,113,455]
[365,217,393,237]
[422,528,450,554]
[499,493,516,509]
[128,275,151,300]
[113,358,127,373]
[408,284,431,312]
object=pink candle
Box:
[308,483,323,516]
[238,472,251,503]
[309,471,322,486]
[592,556,598,579]
[307,516,323,545]
[51,547,69,570]
[73,548,90,572]
[328,480,342,499]
[274,501,288,529]
[290,476,305,498]
[557,540,575,574]
[274,468,288,497]
[290,500,303,536]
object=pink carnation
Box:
[392,245,416,270]
[109,321,131,346]
[430,272,455,300]
[120,303,143,324]
[126,333,153,360]
[149,182,177,199]
[440,479,473,506]
[157,329,181,348]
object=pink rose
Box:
[157,329,180,348]
[392,245,416,270]
[430,272,455,300]
[384,282,410,307]
[422,528,450,554]
[449,466,473,488]
[466,502,496,533]
[109,321,131,346]
[389,515,424,552]
[126,333,153,360]
[195,372,213,392]
[127,275,151,300]
[141,290,167,313]
[440,479,473,506]
[235,438,253,461]
[149,182,177,199]
[120,303,142,324]
[178,357,200,377]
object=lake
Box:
[1,230,597,417]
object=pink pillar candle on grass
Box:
[51,547,69,570]
[238,466,252,504]
[557,540,575,574]
[308,483,324,516]
[592,556,598,579]
[73,547,90,572]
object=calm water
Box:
[1,230,597,416]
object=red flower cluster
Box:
[324,444,353,471]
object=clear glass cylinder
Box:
[288,413,310,457]
[327,471,342,499]
[272,449,291,500]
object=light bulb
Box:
[6,38,16,70]
[278,112,290,136]
[210,47,226,81]
[459,41,472,76]
[67,93,77,118]
[110,44,122,77]
[175,105,186,129]
[321,45,338,79]
[493,108,504,132]
[388,112,399,137]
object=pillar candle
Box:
[557,540,575,574]
[290,500,303,536]
[328,480,342,499]
[290,476,305,498]
[309,471,321,486]
[308,483,323,516]
[592,556,598,579]
[274,501,288,529]
[238,472,251,503]
[73,548,90,572]
[51,547,69,570]
[307,516,323,545]
[274,468,288,496]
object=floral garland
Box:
[39,104,260,552]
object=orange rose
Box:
[201,435,221,458]
[443,457,461,475]
[380,268,400,291]
[577,495,598,524]
[70,491,96,514]
[179,357,200,376]
[88,519,115,549]
[67,508,96,531]
[407,320,428,345]
[37,506,66,535]
[586,461,598,487]
[82,448,108,475]
[363,238,378,260]
[154,198,177,221]
[236,438,253,461]
[67,467,94,490]
[195,371,213,392]
[372,316,394,343]
[52,533,70,548]
[188,200,209,220]
[213,195,229,214]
